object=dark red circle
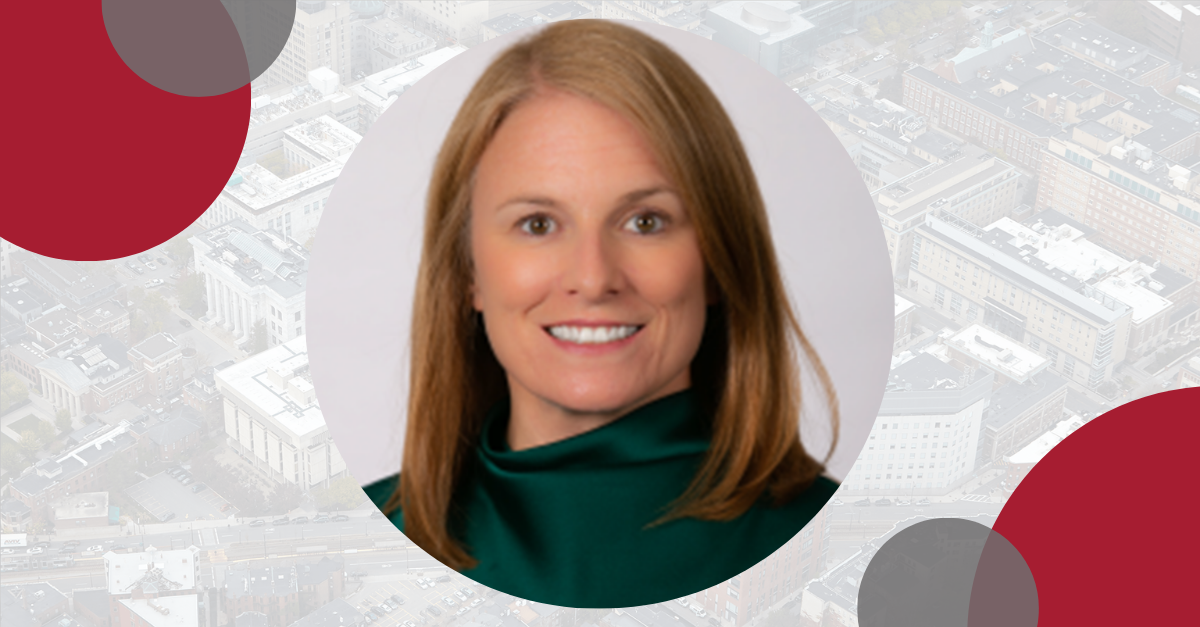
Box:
[994,388,1198,625]
[3,3,248,260]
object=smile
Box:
[546,325,643,344]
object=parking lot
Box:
[125,471,237,522]
[352,572,486,627]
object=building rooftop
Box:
[709,1,817,46]
[1,276,57,317]
[288,599,362,627]
[215,336,324,439]
[1091,263,1174,324]
[982,370,1068,432]
[78,301,129,332]
[105,546,200,595]
[235,612,269,627]
[192,221,308,299]
[130,332,180,362]
[224,116,361,215]
[1007,415,1085,464]
[297,556,343,587]
[879,353,994,416]
[72,589,110,621]
[353,46,466,113]
[52,492,109,520]
[14,253,118,309]
[118,595,198,627]
[947,324,1049,383]
[145,415,202,448]
[895,294,917,318]
[917,213,1133,326]
[226,565,298,598]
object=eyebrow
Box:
[496,186,677,212]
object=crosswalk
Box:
[959,494,991,503]
[839,74,863,87]
[208,549,227,562]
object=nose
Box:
[561,226,623,301]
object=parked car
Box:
[470,598,482,608]
[873,54,885,62]
[110,544,126,552]
[708,618,721,627]
[333,514,350,522]
[854,499,872,507]
[179,318,192,327]
[28,547,45,555]
[369,511,385,519]
[156,257,168,266]
[272,518,290,526]
[442,596,458,607]
[459,587,474,598]
[292,516,309,524]
[456,607,469,616]
[191,483,206,493]
[58,546,76,554]
[690,605,707,618]
[313,515,330,524]
[403,621,417,627]
[875,498,893,506]
[64,540,80,547]
[426,606,442,617]
[180,476,193,486]
[163,512,176,521]
[134,266,145,274]
[146,262,158,270]
[220,503,234,512]
[250,519,266,527]
[0,548,13,555]
[454,590,468,601]
[363,614,374,624]
[86,545,103,552]
[390,594,406,606]
[378,603,393,613]
[436,575,452,583]
[417,578,431,589]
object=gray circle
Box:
[102,0,293,97]
[858,518,1037,627]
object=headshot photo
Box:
[308,19,893,608]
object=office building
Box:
[215,336,346,489]
[198,116,361,246]
[1137,1,1200,71]
[845,353,990,495]
[351,46,466,133]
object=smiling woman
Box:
[359,20,842,607]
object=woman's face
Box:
[470,89,712,440]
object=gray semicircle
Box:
[858,518,1037,627]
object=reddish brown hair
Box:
[385,19,838,570]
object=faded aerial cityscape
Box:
[3,1,1200,627]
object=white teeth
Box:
[548,325,640,344]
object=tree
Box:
[165,229,197,271]
[35,419,55,445]
[313,476,367,511]
[176,273,206,316]
[1,445,28,474]
[1,376,29,414]
[56,409,73,434]
[249,320,269,354]
[269,482,304,512]
[19,430,42,457]
[142,291,171,336]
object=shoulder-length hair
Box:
[384,19,838,570]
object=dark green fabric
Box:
[363,389,838,607]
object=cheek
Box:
[473,241,553,313]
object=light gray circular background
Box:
[308,21,892,487]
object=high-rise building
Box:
[268,2,358,88]
[1136,1,1200,71]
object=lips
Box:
[544,323,644,345]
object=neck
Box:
[505,377,691,451]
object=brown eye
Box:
[625,212,664,234]
[521,215,555,236]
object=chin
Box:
[540,377,651,416]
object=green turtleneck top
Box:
[363,389,838,607]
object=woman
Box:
[364,20,839,607]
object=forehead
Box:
[473,90,673,199]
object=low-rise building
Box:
[225,565,299,627]
[287,599,362,627]
[52,491,109,528]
